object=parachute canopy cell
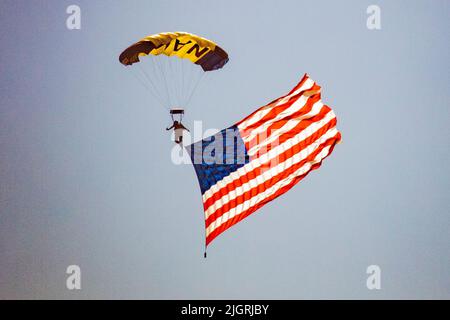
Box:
[119,32,229,71]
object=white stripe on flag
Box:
[206,144,334,237]
[246,101,324,157]
[203,126,339,219]
[241,94,321,145]
[202,109,337,204]
[237,78,315,130]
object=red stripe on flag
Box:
[203,106,335,214]
[235,74,313,128]
[238,83,321,135]
[242,93,323,156]
[205,122,339,229]
[205,132,341,245]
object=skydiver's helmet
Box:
[170,108,184,122]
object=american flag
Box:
[186,74,342,250]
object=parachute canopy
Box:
[119,32,229,110]
[119,32,229,71]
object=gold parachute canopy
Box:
[119,32,229,71]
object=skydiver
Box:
[166,120,190,145]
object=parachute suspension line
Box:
[136,63,169,110]
[161,57,172,107]
[129,67,166,109]
[137,64,167,107]
[185,71,205,108]
[177,59,183,106]
[169,57,181,106]
[149,57,167,105]
[182,59,193,105]
[180,59,186,106]
[152,56,172,108]
[177,58,184,106]
[165,56,177,107]
[162,57,172,106]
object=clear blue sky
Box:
[0,0,449,299]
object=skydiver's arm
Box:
[166,125,174,130]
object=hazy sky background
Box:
[0,0,449,299]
